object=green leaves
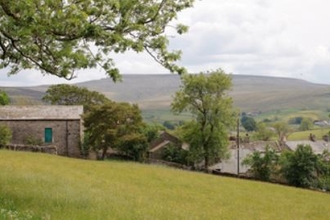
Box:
[83,102,146,159]
[0,0,194,81]
[0,90,10,105]
[242,146,279,181]
[42,84,111,112]
[171,69,235,169]
[280,144,319,188]
[0,123,12,146]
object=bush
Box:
[242,146,279,181]
[162,144,189,165]
[241,116,257,132]
[0,124,12,146]
[280,144,318,188]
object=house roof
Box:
[0,105,83,120]
[149,131,181,150]
[228,141,280,151]
[149,131,187,152]
[285,140,330,154]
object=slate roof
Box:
[285,140,330,154]
[228,141,281,151]
[0,105,83,120]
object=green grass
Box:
[142,108,192,124]
[1,150,330,219]
[255,109,326,123]
[289,127,330,141]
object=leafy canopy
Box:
[0,0,194,81]
[171,69,235,169]
[42,84,111,112]
[83,102,147,160]
[280,144,319,188]
[241,116,257,132]
[242,146,279,181]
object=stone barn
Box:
[0,105,83,157]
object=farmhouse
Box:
[0,105,83,157]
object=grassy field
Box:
[289,127,330,141]
[1,151,330,219]
[142,108,192,124]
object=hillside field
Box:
[1,150,330,219]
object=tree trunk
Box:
[204,155,209,172]
[101,147,107,160]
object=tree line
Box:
[243,144,330,191]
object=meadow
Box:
[1,150,330,219]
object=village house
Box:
[148,131,188,160]
[0,105,83,157]
[210,141,281,175]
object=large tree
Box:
[171,69,235,170]
[0,0,194,81]
[83,102,146,159]
[42,84,111,112]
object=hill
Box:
[1,150,330,219]
[1,74,330,113]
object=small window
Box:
[44,128,53,143]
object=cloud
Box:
[167,0,330,84]
[1,0,330,86]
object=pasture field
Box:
[288,127,330,141]
[1,150,330,219]
[142,108,192,124]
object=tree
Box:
[0,123,12,146]
[116,133,148,162]
[171,69,235,170]
[288,116,303,125]
[272,122,292,144]
[0,0,193,81]
[0,90,10,105]
[42,84,111,112]
[253,122,275,141]
[163,120,176,130]
[299,118,313,131]
[242,146,279,181]
[280,144,319,188]
[241,116,257,132]
[162,143,189,165]
[83,102,146,159]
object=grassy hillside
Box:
[1,150,330,219]
[2,74,330,111]
[1,74,330,123]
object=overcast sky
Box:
[1,0,330,86]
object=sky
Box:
[1,0,330,86]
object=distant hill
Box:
[1,74,330,113]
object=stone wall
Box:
[0,119,82,157]
[4,144,57,155]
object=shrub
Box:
[0,124,12,146]
[242,146,279,181]
[280,144,318,188]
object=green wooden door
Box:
[44,128,53,143]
